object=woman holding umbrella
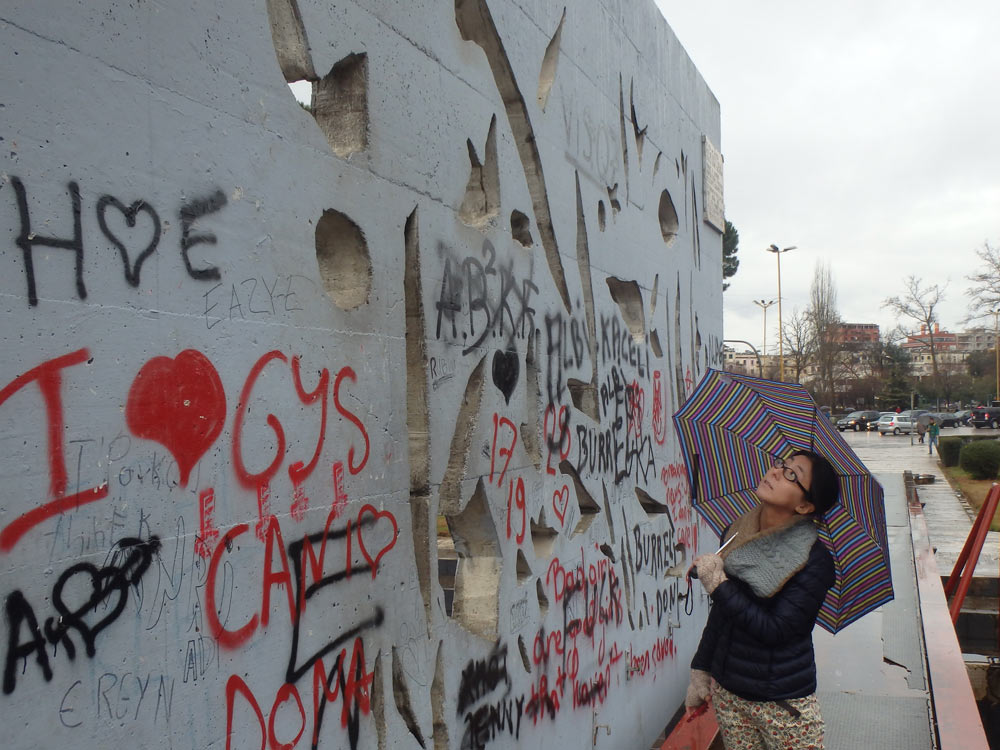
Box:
[684,449,839,750]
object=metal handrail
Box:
[722,340,763,377]
[944,482,1000,628]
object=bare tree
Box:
[882,275,946,396]
[807,262,841,405]
[966,241,1000,323]
[781,307,815,384]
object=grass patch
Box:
[940,464,1000,531]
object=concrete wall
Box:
[0,1,723,748]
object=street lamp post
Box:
[994,309,999,402]
[753,299,776,357]
[766,244,797,381]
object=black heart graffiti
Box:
[492,349,519,404]
[96,195,161,287]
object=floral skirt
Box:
[712,683,825,750]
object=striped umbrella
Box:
[672,368,893,633]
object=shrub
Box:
[959,440,1000,480]
[938,436,962,467]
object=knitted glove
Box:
[685,668,712,709]
[694,554,727,594]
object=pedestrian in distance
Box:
[685,450,839,750]
[928,417,940,456]
[916,419,926,444]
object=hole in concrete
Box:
[597,201,606,231]
[558,460,601,537]
[518,635,531,674]
[315,208,372,310]
[372,653,385,748]
[636,487,668,515]
[437,518,457,617]
[313,52,368,157]
[530,516,558,559]
[287,80,313,112]
[690,178,701,266]
[266,0,316,82]
[571,173,599,420]
[510,209,533,247]
[618,74,630,203]
[536,578,549,616]
[602,484,616,543]
[620,536,636,628]
[404,208,430,494]
[440,357,486,514]
[629,79,647,168]
[607,184,621,215]
[516,548,532,583]
[520,329,542,473]
[567,378,598,421]
[537,8,565,111]
[648,274,662,357]
[674,275,685,407]
[431,642,448,750]
[404,209,435,633]
[659,190,679,245]
[443,480,501,638]
[600,543,616,562]
[459,116,500,228]
[666,542,688,578]
[455,0,571,311]
[606,277,646,345]
[392,647,427,748]
[649,330,662,358]
[653,151,662,179]
[695,315,703,367]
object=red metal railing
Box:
[659,704,717,750]
[944,483,1000,628]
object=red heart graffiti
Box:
[125,349,226,486]
[357,504,398,579]
[552,485,570,525]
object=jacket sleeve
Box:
[709,542,835,647]
[691,594,723,670]
[690,526,730,670]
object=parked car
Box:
[954,409,973,426]
[930,412,959,428]
[836,410,881,432]
[868,412,895,431]
[971,402,1000,428]
[877,413,914,435]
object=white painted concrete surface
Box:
[0,2,722,748]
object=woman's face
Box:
[757,454,816,516]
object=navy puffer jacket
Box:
[691,538,835,701]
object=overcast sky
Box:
[653,0,1000,354]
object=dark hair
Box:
[791,449,839,517]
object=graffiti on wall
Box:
[1,0,721,748]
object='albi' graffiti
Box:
[9,176,227,305]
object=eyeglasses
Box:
[772,457,811,497]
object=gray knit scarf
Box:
[720,505,818,598]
